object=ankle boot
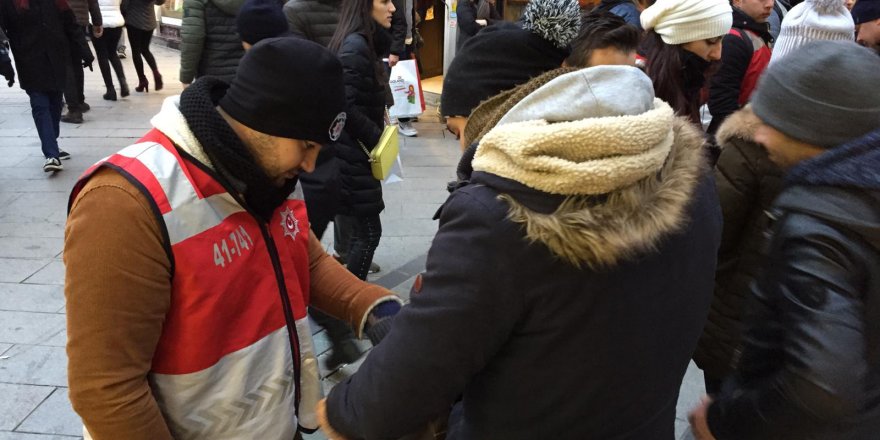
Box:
[118,74,130,97]
[103,87,117,101]
[135,77,149,93]
[152,70,163,91]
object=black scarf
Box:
[681,50,712,97]
[178,78,298,223]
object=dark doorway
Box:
[417,0,445,78]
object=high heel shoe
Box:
[120,83,130,98]
[153,71,163,91]
[135,78,149,93]
[103,88,117,101]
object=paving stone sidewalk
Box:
[0,44,701,440]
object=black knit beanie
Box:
[852,0,880,24]
[219,36,347,145]
[440,0,579,117]
[236,0,289,45]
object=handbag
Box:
[358,123,399,180]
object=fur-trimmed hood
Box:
[472,117,707,269]
[715,105,761,147]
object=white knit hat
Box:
[770,0,855,64]
[640,0,733,45]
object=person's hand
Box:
[316,399,350,440]
[1,63,14,87]
[388,54,399,67]
[0,43,14,87]
[93,25,103,38]
[475,19,488,26]
[82,51,95,71]
[688,395,718,440]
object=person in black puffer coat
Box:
[327,0,393,281]
[689,41,880,440]
[179,0,251,85]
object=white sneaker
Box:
[43,157,63,172]
[398,121,418,137]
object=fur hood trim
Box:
[150,95,214,171]
[499,118,706,269]
[715,105,760,147]
[473,99,676,196]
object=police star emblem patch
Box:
[280,207,300,240]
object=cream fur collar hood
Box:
[471,66,708,269]
[150,95,215,171]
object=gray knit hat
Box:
[751,41,880,149]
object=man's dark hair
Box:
[566,10,641,68]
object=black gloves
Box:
[0,42,14,87]
[82,52,94,72]
[363,300,402,346]
[365,316,394,346]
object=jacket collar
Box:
[732,7,773,43]
[150,95,216,172]
[787,129,880,191]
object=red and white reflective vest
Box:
[70,129,323,439]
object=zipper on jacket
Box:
[257,223,304,419]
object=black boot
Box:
[311,308,362,371]
[103,87,117,101]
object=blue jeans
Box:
[27,90,63,159]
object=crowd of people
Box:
[2,0,879,438]
[0,0,165,172]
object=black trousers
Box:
[127,26,159,80]
[64,25,89,111]
[91,26,127,90]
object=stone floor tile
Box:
[0,258,52,284]
[0,343,11,356]
[17,388,82,436]
[676,361,706,419]
[0,311,66,345]
[22,261,65,286]
[0,433,80,440]
[0,283,64,313]
[0,383,54,430]
[0,222,66,239]
[0,237,64,259]
[0,345,68,387]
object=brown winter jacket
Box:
[65,166,394,439]
[69,0,102,27]
[693,106,783,380]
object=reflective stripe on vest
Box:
[71,129,323,438]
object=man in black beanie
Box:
[689,40,880,440]
[64,36,402,440]
[237,0,290,49]
[853,0,880,54]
